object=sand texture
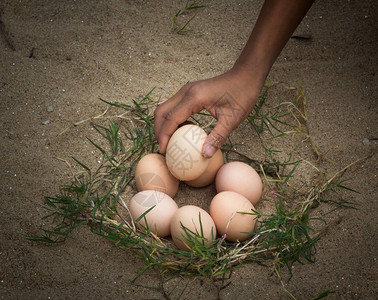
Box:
[1,0,377,299]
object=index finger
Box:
[154,86,188,142]
[155,94,201,153]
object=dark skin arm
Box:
[154,0,315,158]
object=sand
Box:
[0,0,377,299]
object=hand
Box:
[154,69,262,158]
[154,0,314,158]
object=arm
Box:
[232,0,315,90]
[154,0,315,158]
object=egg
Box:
[210,191,257,242]
[170,205,217,251]
[135,153,179,198]
[166,124,209,181]
[185,149,224,187]
[215,161,263,205]
[129,190,178,237]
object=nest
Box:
[31,85,362,284]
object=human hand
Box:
[154,69,263,158]
[154,0,314,158]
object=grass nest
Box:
[29,83,362,296]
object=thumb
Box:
[202,123,230,158]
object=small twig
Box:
[58,106,110,136]
[323,155,372,188]
[53,156,80,181]
[274,263,297,300]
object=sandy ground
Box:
[0,0,377,299]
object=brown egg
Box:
[185,149,224,187]
[170,205,217,251]
[135,153,179,198]
[215,161,263,205]
[210,191,257,242]
[129,190,178,237]
[166,124,209,181]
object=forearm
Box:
[154,0,315,156]
[232,0,315,89]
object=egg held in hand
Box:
[210,191,257,242]
[170,205,217,251]
[185,149,224,187]
[215,161,263,205]
[135,153,179,198]
[166,124,209,181]
[129,190,178,237]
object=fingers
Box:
[154,85,188,136]
[154,88,188,153]
[202,92,249,158]
[154,85,202,153]
[202,123,229,158]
